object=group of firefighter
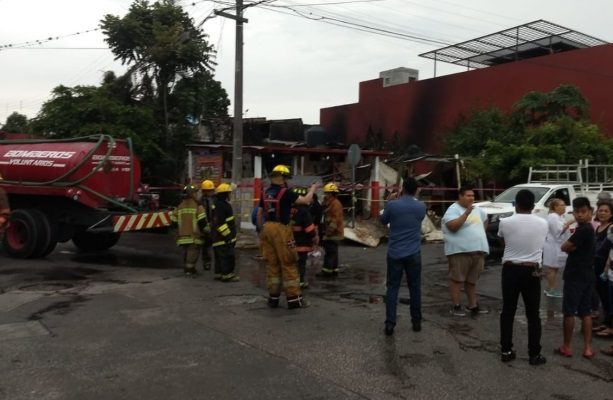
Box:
[170,164,344,309]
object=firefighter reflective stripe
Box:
[113,211,173,232]
[304,224,315,233]
[268,276,281,284]
[217,223,231,236]
[321,267,335,273]
[225,216,235,222]
[212,240,225,247]
[287,296,304,304]
[179,237,203,245]
[283,278,300,288]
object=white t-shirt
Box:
[498,213,548,264]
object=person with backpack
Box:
[258,165,317,309]
[291,187,319,289]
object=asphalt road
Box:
[0,232,612,400]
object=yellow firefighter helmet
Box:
[323,182,339,193]
[201,179,215,190]
[271,164,292,178]
[215,183,232,193]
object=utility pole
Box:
[215,1,248,231]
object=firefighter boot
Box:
[268,295,280,308]
[287,296,310,309]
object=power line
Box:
[280,0,386,6]
[0,28,101,51]
[273,0,461,43]
[2,47,108,50]
[260,3,453,46]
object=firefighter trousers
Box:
[214,243,236,277]
[182,244,201,274]
[201,244,212,270]
[322,240,339,274]
[260,222,301,298]
[298,252,309,283]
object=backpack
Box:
[262,186,288,222]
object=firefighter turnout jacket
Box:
[200,195,214,246]
[291,204,317,253]
[211,197,237,247]
[170,198,208,246]
[323,196,344,241]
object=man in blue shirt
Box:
[380,177,427,336]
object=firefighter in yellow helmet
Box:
[211,182,239,282]
[316,182,344,278]
[290,187,319,289]
[170,184,209,277]
[0,173,10,234]
[258,165,317,309]
[200,179,216,272]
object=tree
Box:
[101,0,216,137]
[30,74,163,180]
[444,85,613,185]
[513,84,589,126]
[2,112,28,133]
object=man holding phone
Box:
[442,185,490,316]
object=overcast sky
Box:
[1,0,612,126]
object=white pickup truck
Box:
[475,161,612,246]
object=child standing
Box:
[557,197,595,359]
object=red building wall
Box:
[320,43,613,154]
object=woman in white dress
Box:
[542,199,573,297]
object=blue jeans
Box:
[385,252,422,327]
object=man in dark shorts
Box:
[557,197,595,359]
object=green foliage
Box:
[31,0,229,184]
[2,112,29,133]
[444,85,613,185]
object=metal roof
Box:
[419,20,608,69]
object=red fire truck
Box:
[0,134,173,258]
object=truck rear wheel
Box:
[72,231,121,252]
[3,209,52,258]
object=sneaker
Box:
[384,323,395,336]
[213,274,222,280]
[412,322,422,332]
[501,350,516,363]
[465,305,490,315]
[184,271,197,278]
[203,264,211,271]
[529,354,547,366]
[450,304,466,317]
[544,288,562,297]
[300,281,309,289]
